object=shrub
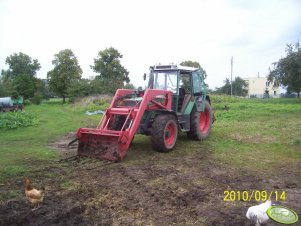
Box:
[24,99,32,105]
[86,103,100,112]
[72,95,112,111]
[0,111,38,129]
[99,102,110,111]
[30,92,43,105]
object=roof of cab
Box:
[151,64,198,72]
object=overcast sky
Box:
[0,0,300,89]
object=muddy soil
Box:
[0,133,300,226]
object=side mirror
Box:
[143,73,146,81]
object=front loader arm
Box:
[76,89,172,161]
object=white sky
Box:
[0,0,300,89]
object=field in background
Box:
[210,96,301,170]
[0,96,300,225]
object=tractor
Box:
[73,64,213,161]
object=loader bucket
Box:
[76,128,127,162]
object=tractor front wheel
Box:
[151,114,178,152]
[187,101,212,140]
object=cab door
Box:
[192,70,207,112]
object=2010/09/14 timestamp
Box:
[223,190,286,202]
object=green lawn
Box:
[0,100,100,184]
[209,97,301,170]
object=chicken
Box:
[223,105,229,111]
[24,178,45,210]
[246,200,272,226]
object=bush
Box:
[93,98,107,106]
[85,102,110,112]
[99,102,110,111]
[30,92,43,105]
[86,103,100,112]
[0,111,38,129]
[24,99,32,105]
[44,98,65,105]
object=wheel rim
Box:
[164,121,177,148]
[200,107,210,133]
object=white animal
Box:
[246,200,272,226]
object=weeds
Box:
[0,111,38,129]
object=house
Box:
[243,76,280,98]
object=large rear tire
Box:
[187,101,212,140]
[151,114,178,152]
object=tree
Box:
[215,78,231,95]
[124,83,135,89]
[180,60,207,78]
[1,52,41,98]
[215,77,248,96]
[0,82,7,97]
[0,70,14,96]
[67,79,92,102]
[268,42,301,97]
[232,77,248,96]
[47,49,82,103]
[91,47,129,94]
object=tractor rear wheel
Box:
[151,114,178,152]
[187,101,212,140]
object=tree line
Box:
[0,47,131,103]
[1,42,300,102]
[213,77,248,96]
[0,49,208,103]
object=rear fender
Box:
[195,95,211,112]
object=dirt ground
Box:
[0,133,300,226]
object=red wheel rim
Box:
[200,107,210,133]
[164,121,177,148]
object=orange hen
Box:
[24,178,45,210]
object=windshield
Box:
[152,71,178,93]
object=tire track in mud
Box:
[60,150,257,225]
[106,162,212,225]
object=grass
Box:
[0,100,100,184]
[208,97,301,170]
[0,96,300,200]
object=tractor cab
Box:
[149,64,208,112]
[148,65,210,131]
